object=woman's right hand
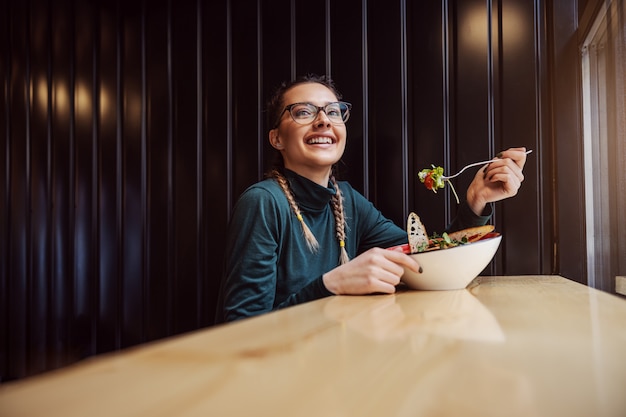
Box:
[322,247,421,295]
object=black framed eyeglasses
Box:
[277,101,352,127]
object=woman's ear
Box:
[269,129,283,149]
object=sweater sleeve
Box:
[274,276,333,310]
[346,185,408,252]
[217,187,281,322]
[445,200,492,232]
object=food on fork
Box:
[418,165,460,204]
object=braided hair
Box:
[270,169,320,253]
[330,175,350,265]
[269,169,350,265]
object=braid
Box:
[330,176,350,265]
[271,169,320,253]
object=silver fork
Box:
[441,150,533,180]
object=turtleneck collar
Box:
[283,168,337,213]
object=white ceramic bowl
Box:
[401,235,502,290]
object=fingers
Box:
[495,147,528,169]
[323,248,421,295]
[467,147,529,212]
[368,278,399,294]
[487,172,522,197]
[484,159,525,183]
[381,248,422,274]
[484,148,527,182]
[359,249,408,290]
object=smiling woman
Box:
[214,74,528,324]
[214,75,418,322]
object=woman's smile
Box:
[306,135,336,145]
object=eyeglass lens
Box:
[289,102,351,125]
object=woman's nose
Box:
[313,110,332,127]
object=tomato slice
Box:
[478,232,500,240]
[424,172,434,190]
[386,244,411,254]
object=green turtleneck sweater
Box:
[215,169,489,323]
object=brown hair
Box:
[266,74,349,265]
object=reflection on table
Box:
[323,287,505,342]
[1,275,625,417]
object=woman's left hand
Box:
[466,147,528,215]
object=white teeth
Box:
[307,137,333,144]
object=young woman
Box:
[215,74,528,323]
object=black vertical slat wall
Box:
[1,0,554,381]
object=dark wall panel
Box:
[497,0,545,274]
[144,1,171,343]
[199,0,229,345]
[1,0,566,381]
[367,0,408,225]
[408,0,448,231]
[329,1,366,191]
[295,0,329,76]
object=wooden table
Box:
[1,275,626,417]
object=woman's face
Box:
[269,82,347,184]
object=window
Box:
[581,0,626,294]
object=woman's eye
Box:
[327,108,341,117]
[293,105,314,118]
